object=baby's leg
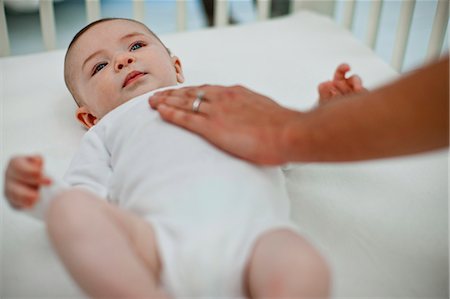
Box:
[244,229,331,299]
[46,188,168,298]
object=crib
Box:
[1,0,449,298]
[1,0,448,70]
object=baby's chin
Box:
[98,81,179,119]
[114,83,170,107]
[125,85,155,99]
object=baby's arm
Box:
[5,129,112,220]
[318,63,367,105]
[4,155,52,210]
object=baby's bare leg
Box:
[46,188,168,298]
[244,229,331,299]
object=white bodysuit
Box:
[40,90,297,297]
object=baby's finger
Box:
[7,158,39,181]
[318,81,337,100]
[8,161,50,187]
[26,155,43,167]
[5,181,39,209]
[26,156,52,185]
[17,174,51,187]
[12,156,41,172]
[348,75,364,91]
[334,80,352,94]
[333,63,351,81]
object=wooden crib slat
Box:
[366,0,383,49]
[342,0,356,30]
[133,0,145,23]
[0,0,10,57]
[39,0,57,51]
[214,0,229,27]
[291,0,302,12]
[176,0,187,32]
[257,0,271,21]
[86,0,101,23]
[426,0,449,61]
[291,0,335,17]
[391,0,415,71]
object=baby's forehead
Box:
[74,20,152,49]
[66,19,153,67]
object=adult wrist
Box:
[279,109,312,163]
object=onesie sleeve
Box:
[63,128,112,198]
[25,129,112,221]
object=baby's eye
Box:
[130,41,145,51]
[92,63,107,76]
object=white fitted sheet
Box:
[1,11,447,298]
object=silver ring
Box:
[192,91,204,113]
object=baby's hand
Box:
[318,63,366,105]
[4,155,52,210]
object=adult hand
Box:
[149,85,302,165]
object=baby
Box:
[4,18,363,298]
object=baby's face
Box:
[67,19,183,127]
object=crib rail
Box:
[427,0,449,61]
[0,0,448,72]
[0,0,9,56]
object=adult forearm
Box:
[282,57,449,162]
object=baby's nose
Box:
[116,57,135,71]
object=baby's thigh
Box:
[48,188,161,279]
[98,197,162,279]
[244,229,330,298]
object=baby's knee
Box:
[277,234,331,298]
[247,229,331,298]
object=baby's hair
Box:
[64,17,171,107]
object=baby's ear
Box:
[76,106,97,129]
[171,56,185,83]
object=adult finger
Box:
[151,87,199,110]
[151,95,212,115]
[333,63,350,81]
[154,84,226,100]
[154,86,200,98]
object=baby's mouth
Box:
[123,71,147,88]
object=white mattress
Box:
[1,11,448,298]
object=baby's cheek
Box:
[100,83,119,101]
[98,82,114,97]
